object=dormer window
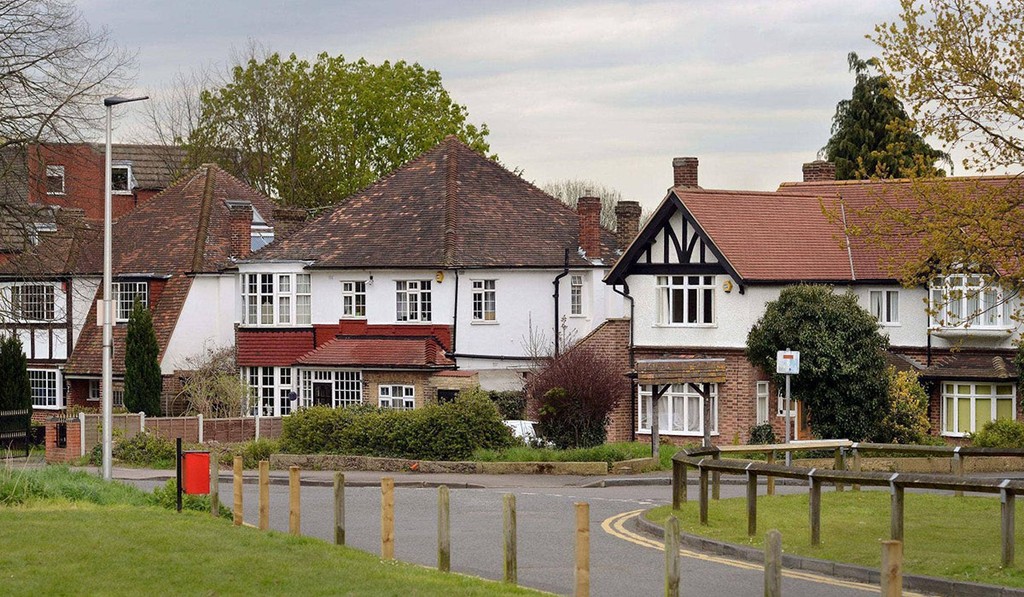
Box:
[929,275,1010,329]
[250,207,274,251]
[46,165,65,195]
[111,164,134,194]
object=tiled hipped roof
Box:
[255,136,617,269]
[296,336,455,369]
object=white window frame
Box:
[755,381,770,425]
[45,165,65,195]
[298,369,362,408]
[396,280,431,322]
[471,279,496,322]
[113,281,148,322]
[12,284,56,321]
[656,275,716,326]
[776,388,797,418]
[28,368,61,409]
[241,273,311,326]
[88,380,100,402]
[111,164,133,195]
[869,290,900,326]
[637,384,718,436]
[379,384,415,410]
[243,366,296,417]
[570,274,584,317]
[341,281,367,319]
[929,275,1010,329]
[941,382,1016,437]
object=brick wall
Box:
[44,418,81,463]
[363,370,434,408]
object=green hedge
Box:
[280,389,514,460]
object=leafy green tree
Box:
[0,335,31,412]
[124,301,162,416]
[186,52,491,210]
[746,285,890,441]
[824,52,949,180]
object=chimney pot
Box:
[672,157,699,188]
[802,160,836,182]
[577,196,602,260]
[614,201,642,251]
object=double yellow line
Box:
[601,510,924,596]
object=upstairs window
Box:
[472,279,496,321]
[46,165,65,195]
[396,280,431,322]
[930,275,1009,328]
[869,290,900,325]
[13,284,55,321]
[379,385,415,410]
[113,281,148,322]
[250,207,274,252]
[341,281,366,318]
[111,164,133,194]
[570,274,584,316]
[242,273,311,326]
[657,275,715,325]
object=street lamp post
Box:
[102,95,148,481]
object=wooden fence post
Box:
[809,474,821,546]
[765,529,782,597]
[503,493,517,584]
[258,460,270,531]
[438,485,451,573]
[575,502,589,597]
[711,452,721,501]
[664,515,680,597]
[747,471,758,537]
[209,449,219,517]
[381,477,395,560]
[834,448,845,492]
[880,540,903,597]
[890,479,904,542]
[232,455,243,526]
[852,447,861,492]
[334,472,345,546]
[766,451,776,496]
[1002,486,1015,568]
[953,451,964,497]
[699,465,709,525]
[288,465,300,536]
[672,459,687,508]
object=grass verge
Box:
[473,442,688,469]
[646,491,1024,587]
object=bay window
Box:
[638,383,718,435]
[657,275,715,325]
[242,273,311,326]
[942,382,1015,436]
[298,369,363,408]
[930,275,1009,328]
[243,366,296,417]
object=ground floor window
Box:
[755,381,770,425]
[379,384,415,410]
[942,381,1015,436]
[299,369,362,409]
[28,369,60,409]
[242,366,296,417]
[638,383,717,436]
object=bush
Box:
[748,423,776,445]
[280,389,514,460]
[970,418,1024,448]
[123,300,162,416]
[217,439,281,469]
[489,391,526,420]
[876,368,930,444]
[112,431,177,466]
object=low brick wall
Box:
[44,419,82,464]
[271,454,610,475]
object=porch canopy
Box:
[635,357,726,449]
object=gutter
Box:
[553,248,570,357]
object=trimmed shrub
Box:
[113,431,176,466]
[877,368,930,444]
[971,419,1024,448]
[489,390,526,420]
[748,423,776,445]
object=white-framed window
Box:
[930,275,1009,328]
[45,165,65,195]
[251,227,274,252]
[28,369,60,409]
[241,273,311,326]
[379,384,415,410]
[638,384,718,435]
[114,281,148,322]
[88,380,100,402]
[341,281,367,318]
[776,388,796,417]
[869,290,899,325]
[570,274,584,316]
[656,275,715,325]
[299,369,362,408]
[396,280,431,322]
[472,279,496,322]
[113,388,124,409]
[243,366,295,417]
[111,164,133,194]
[12,284,55,321]
[942,382,1016,436]
[755,381,770,425]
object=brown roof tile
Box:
[295,336,454,369]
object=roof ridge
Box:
[443,140,458,267]
[190,166,216,272]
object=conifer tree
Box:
[0,335,31,412]
[124,301,162,415]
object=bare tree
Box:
[541,179,626,230]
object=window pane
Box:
[672,395,685,432]
[945,396,954,432]
[686,288,697,323]
[976,398,993,429]
[278,296,290,324]
[870,291,882,321]
[702,288,713,323]
[671,289,684,323]
[296,295,311,324]
[296,274,311,294]
[958,398,971,433]
[887,291,899,323]
[687,395,700,432]
[997,397,1014,421]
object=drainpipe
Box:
[552,249,570,357]
[451,270,460,356]
[612,281,636,439]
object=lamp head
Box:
[104,95,149,107]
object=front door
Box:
[313,382,332,407]
[795,400,813,440]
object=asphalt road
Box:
[127,477,907,596]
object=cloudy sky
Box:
[79,0,910,210]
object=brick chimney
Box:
[577,196,602,259]
[802,160,836,182]
[614,200,642,251]
[271,207,307,241]
[227,201,253,260]
[672,157,699,188]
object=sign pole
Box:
[776,349,800,467]
[784,374,792,466]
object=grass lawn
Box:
[1,504,542,596]
[647,491,1024,588]
[472,442,688,469]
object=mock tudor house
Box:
[594,157,1021,445]
[235,136,633,415]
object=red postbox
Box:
[182,451,210,495]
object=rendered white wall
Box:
[164,274,237,374]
